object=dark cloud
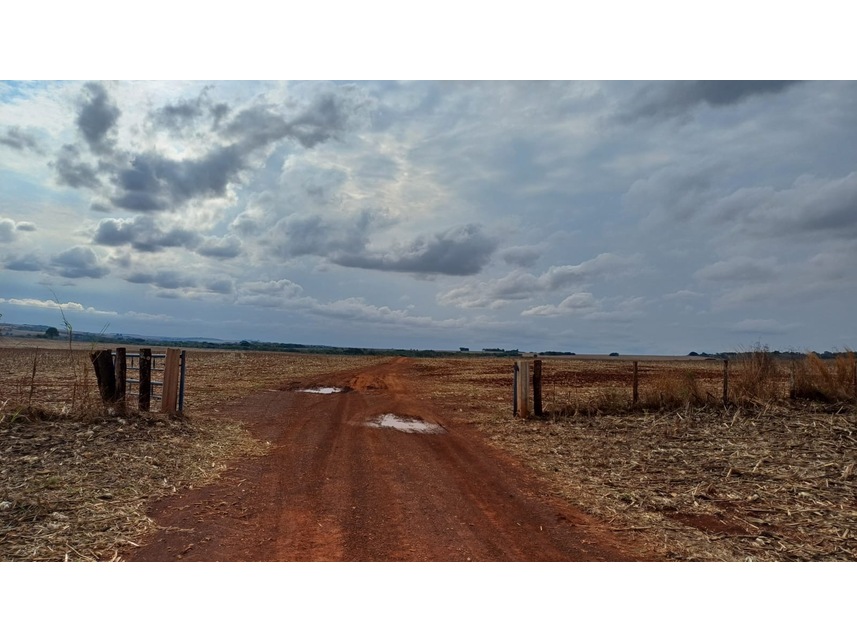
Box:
[76,82,120,153]
[51,246,109,278]
[0,126,41,153]
[59,86,368,214]
[287,92,356,148]
[109,145,244,212]
[4,253,45,271]
[16,221,36,232]
[53,144,101,189]
[334,224,497,276]
[93,216,201,252]
[126,269,196,290]
[222,89,362,150]
[204,277,234,294]
[196,235,242,258]
[270,211,376,258]
[622,80,802,122]
[149,86,230,133]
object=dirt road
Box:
[129,358,654,561]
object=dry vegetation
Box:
[0,341,386,561]
[414,355,857,561]
[2,339,855,562]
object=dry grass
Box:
[0,345,388,561]
[4,345,856,562]
[793,352,856,403]
[413,357,857,561]
[730,345,785,404]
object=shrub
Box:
[730,344,782,403]
[792,351,856,403]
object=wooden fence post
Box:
[139,348,152,411]
[632,361,639,406]
[114,347,126,414]
[90,350,117,404]
[533,359,543,416]
[161,348,181,413]
[512,362,519,417]
[517,360,530,418]
[723,359,729,405]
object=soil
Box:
[128,357,657,561]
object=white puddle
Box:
[299,387,345,394]
[369,414,445,434]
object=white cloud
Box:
[0,297,117,316]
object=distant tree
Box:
[44,326,60,339]
[609,352,620,357]
[688,351,699,357]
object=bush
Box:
[730,344,782,404]
[793,351,856,403]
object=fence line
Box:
[90,348,185,413]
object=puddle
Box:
[369,414,445,434]
[299,387,345,394]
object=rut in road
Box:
[130,358,653,561]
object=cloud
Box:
[499,245,541,268]
[624,162,718,224]
[694,257,778,283]
[438,253,637,308]
[50,246,109,278]
[621,80,802,122]
[93,216,201,252]
[0,126,41,153]
[236,279,305,307]
[0,217,36,243]
[0,218,16,242]
[76,82,120,153]
[521,292,598,316]
[196,234,242,258]
[706,171,857,239]
[729,318,800,334]
[204,277,234,294]
[53,144,101,189]
[0,297,116,316]
[109,145,245,212]
[4,253,45,271]
[266,210,378,259]
[149,86,229,134]
[309,297,466,330]
[125,269,196,289]
[47,85,370,215]
[334,224,497,276]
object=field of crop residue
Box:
[412,356,857,561]
[0,343,387,561]
[3,344,855,561]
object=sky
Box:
[1,10,855,354]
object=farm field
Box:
[2,343,856,561]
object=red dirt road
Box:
[129,358,655,561]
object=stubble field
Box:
[1,342,855,561]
